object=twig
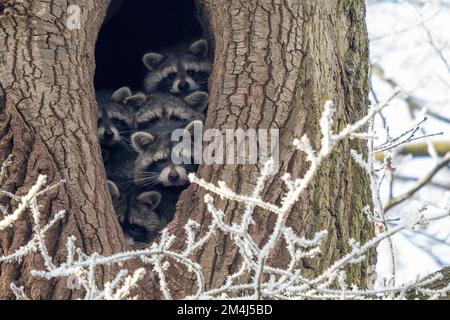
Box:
[384,153,450,212]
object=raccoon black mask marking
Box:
[96,87,146,149]
[108,180,165,244]
[131,121,202,226]
[131,120,202,188]
[125,191,165,244]
[97,87,146,188]
[131,130,197,188]
[143,39,212,96]
[135,91,208,137]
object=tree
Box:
[168,0,377,298]
[0,1,124,299]
[0,0,376,299]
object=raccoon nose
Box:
[104,130,114,139]
[168,171,180,183]
[178,81,190,92]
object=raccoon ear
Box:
[132,132,156,153]
[184,120,203,136]
[184,91,209,112]
[107,180,120,200]
[189,39,208,58]
[138,192,161,210]
[111,87,132,102]
[143,53,166,71]
[124,93,147,108]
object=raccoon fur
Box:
[143,39,212,96]
[97,87,133,150]
[131,125,200,189]
[97,87,147,151]
[97,87,146,188]
[108,180,165,244]
[125,191,166,244]
[131,121,202,221]
[107,180,128,225]
[135,91,208,137]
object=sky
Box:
[367,0,450,284]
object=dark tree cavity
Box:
[95,0,204,91]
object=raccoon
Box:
[107,180,127,225]
[131,122,201,189]
[131,121,202,221]
[143,39,212,96]
[97,87,146,187]
[96,87,144,149]
[108,180,164,244]
[135,91,208,137]
[125,191,166,244]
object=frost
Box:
[0,96,449,300]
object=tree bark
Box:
[0,0,376,300]
[166,0,375,298]
[0,0,127,299]
[408,267,450,300]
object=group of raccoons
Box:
[96,39,211,244]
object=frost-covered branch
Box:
[1,96,449,300]
[188,97,449,299]
[0,175,48,231]
[384,153,450,212]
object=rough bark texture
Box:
[409,268,450,300]
[0,0,128,299]
[0,0,376,300]
[164,0,375,298]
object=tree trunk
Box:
[408,268,450,300]
[166,0,375,298]
[0,0,127,299]
[0,0,375,300]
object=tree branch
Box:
[408,267,450,300]
[371,64,450,125]
[384,153,450,212]
[376,141,450,161]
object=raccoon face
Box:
[126,191,165,243]
[97,87,146,148]
[135,92,208,136]
[131,127,198,188]
[143,39,212,95]
[97,110,129,148]
[107,180,127,225]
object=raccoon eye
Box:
[187,70,196,76]
[168,115,181,121]
[152,159,167,167]
[167,72,177,80]
[146,118,159,125]
[112,119,127,128]
[137,118,159,131]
